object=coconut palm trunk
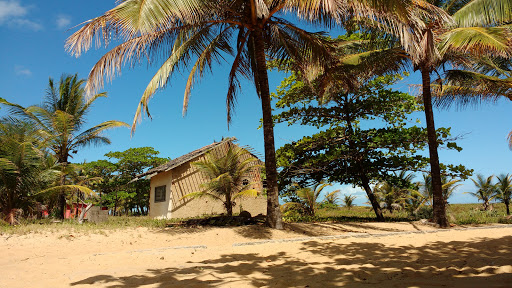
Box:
[421,67,448,227]
[254,28,283,229]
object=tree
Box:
[342,194,357,210]
[0,118,55,224]
[496,174,512,215]
[401,0,511,227]
[182,145,260,216]
[420,174,462,206]
[468,174,498,211]
[1,74,128,218]
[294,181,333,216]
[104,147,168,215]
[275,72,469,221]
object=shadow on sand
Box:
[70,234,512,287]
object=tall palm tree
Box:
[468,174,498,211]
[65,0,345,229]
[351,0,512,227]
[182,145,260,216]
[496,173,512,215]
[1,74,128,218]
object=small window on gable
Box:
[154,185,166,203]
[242,179,249,186]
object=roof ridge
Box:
[132,137,237,181]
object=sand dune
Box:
[1,222,511,287]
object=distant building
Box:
[133,138,267,219]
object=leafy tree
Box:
[1,74,128,218]
[275,73,470,221]
[342,194,357,210]
[496,174,512,215]
[105,147,168,215]
[182,145,260,216]
[468,174,498,211]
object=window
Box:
[242,179,249,186]
[154,185,166,203]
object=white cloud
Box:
[15,65,32,76]
[0,0,42,30]
[56,14,70,29]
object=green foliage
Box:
[182,146,261,216]
[83,147,168,216]
[467,174,499,211]
[0,118,58,221]
[342,194,357,209]
[276,73,469,189]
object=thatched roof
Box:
[132,137,237,181]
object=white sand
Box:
[1,222,511,287]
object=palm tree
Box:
[468,174,498,211]
[295,181,332,216]
[342,194,357,210]
[1,74,128,218]
[324,189,341,206]
[421,174,462,206]
[496,174,512,215]
[182,145,260,216]
[65,0,351,229]
[0,118,54,224]
[351,0,512,227]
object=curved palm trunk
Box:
[421,67,448,228]
[505,200,510,215]
[254,29,283,229]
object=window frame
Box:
[154,185,166,203]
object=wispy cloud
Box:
[15,65,32,76]
[56,14,70,29]
[0,0,42,30]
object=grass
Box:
[0,216,176,235]
[283,203,511,225]
[1,203,510,235]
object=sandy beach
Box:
[1,222,511,287]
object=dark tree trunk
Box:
[421,67,448,228]
[360,175,385,221]
[225,194,233,217]
[505,201,510,215]
[254,28,283,229]
[58,162,68,220]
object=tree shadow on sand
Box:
[70,235,512,288]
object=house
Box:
[133,137,267,219]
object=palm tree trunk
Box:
[360,174,385,221]
[254,28,283,229]
[505,201,510,215]
[421,67,448,228]
[58,162,68,220]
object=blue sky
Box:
[1,0,511,205]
